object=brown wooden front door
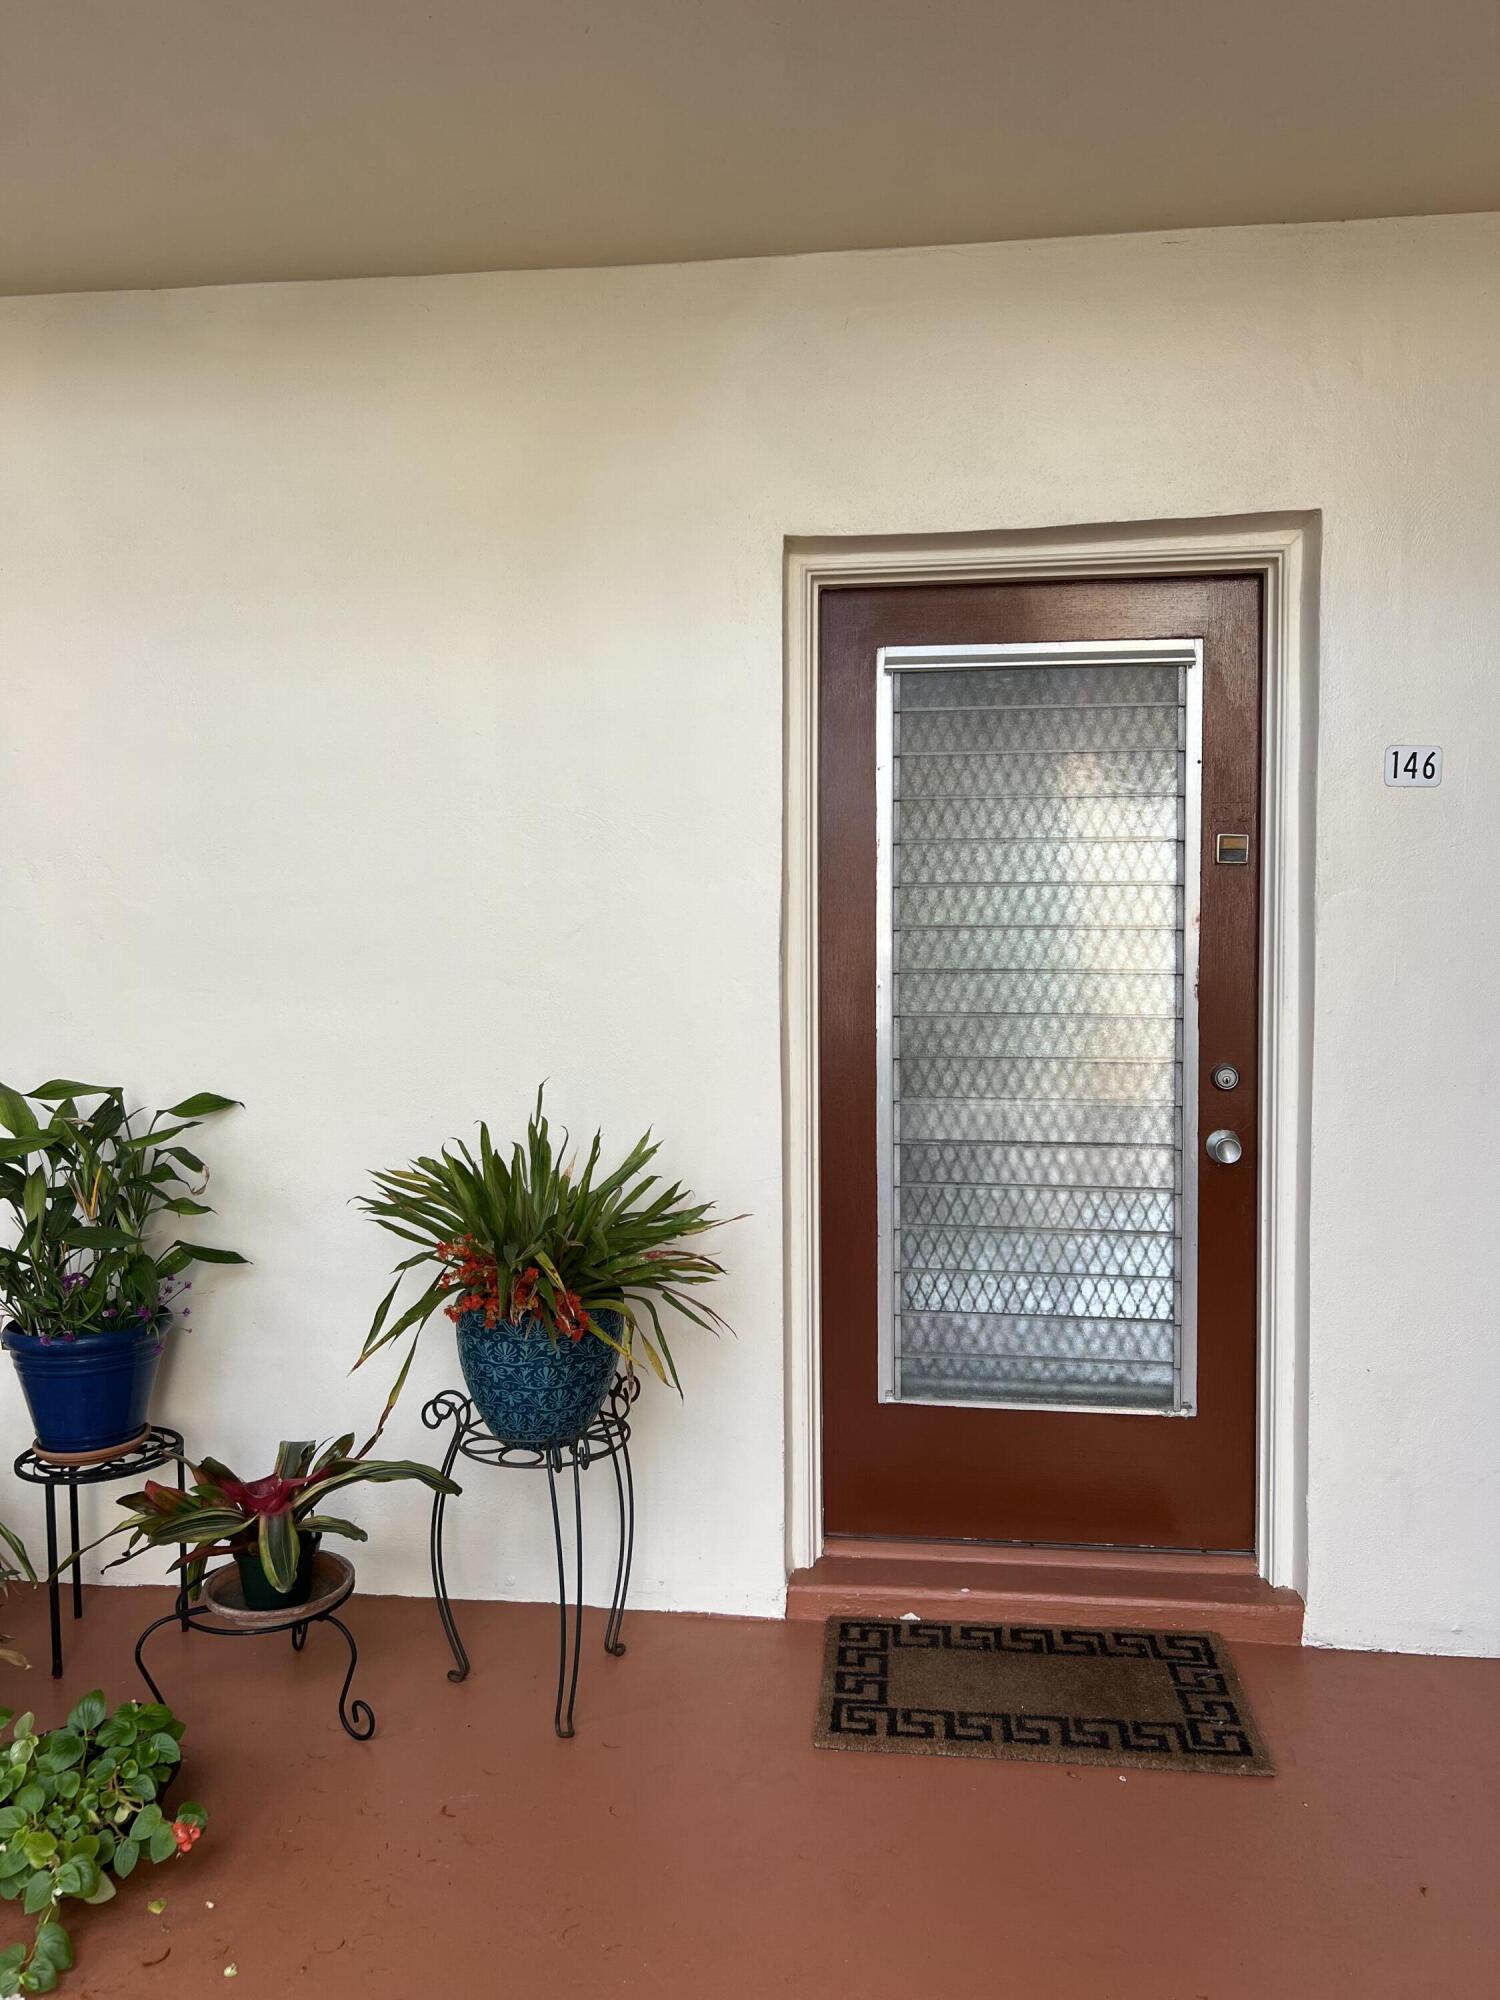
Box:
[818,576,1262,1551]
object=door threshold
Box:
[787,1536,1303,1644]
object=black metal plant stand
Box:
[12,1425,188,1680]
[423,1373,639,1738]
[133,1552,375,1741]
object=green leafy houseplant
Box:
[0,1081,245,1341]
[98,1435,460,1603]
[355,1089,734,1417]
[0,1693,206,1997]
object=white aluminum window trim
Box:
[874,638,1204,1418]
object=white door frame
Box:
[782,516,1317,1592]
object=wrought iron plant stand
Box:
[133,1550,376,1741]
[423,1372,639,1738]
[12,1424,188,1680]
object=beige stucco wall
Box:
[2,213,1496,1652]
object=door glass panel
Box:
[876,644,1201,1413]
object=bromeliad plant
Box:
[356,1088,734,1412]
[101,1435,460,1596]
[0,1081,245,1340]
[0,1693,206,1997]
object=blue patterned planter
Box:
[455,1309,621,1447]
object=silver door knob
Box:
[1206,1128,1243,1165]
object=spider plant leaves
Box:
[356,1275,449,1366]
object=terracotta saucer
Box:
[31,1427,151,1470]
[198,1550,356,1629]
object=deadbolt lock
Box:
[1212,1063,1240,1091]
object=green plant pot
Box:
[231,1535,320,1611]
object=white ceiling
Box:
[4,0,1499,297]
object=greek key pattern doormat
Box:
[814,1618,1272,1774]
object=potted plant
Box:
[0,1082,245,1462]
[0,1692,206,1997]
[356,1088,734,1447]
[98,1434,460,1611]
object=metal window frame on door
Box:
[873,638,1204,1417]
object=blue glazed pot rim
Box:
[453,1306,623,1341]
[3,1318,169,1351]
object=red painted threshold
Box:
[787,1537,1304,1644]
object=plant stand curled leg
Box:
[323,1615,375,1739]
[134,1603,182,1706]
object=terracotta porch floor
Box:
[4,1583,1496,1998]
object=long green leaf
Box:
[0,1085,38,1138]
[258,1509,299,1593]
[169,1242,249,1265]
[161,1093,241,1120]
[28,1081,119,1101]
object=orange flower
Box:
[172,1820,201,1853]
[436,1233,503,1326]
[554,1290,590,1343]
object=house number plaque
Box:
[1385,745,1442,787]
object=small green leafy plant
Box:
[356,1088,734,1416]
[0,1081,245,1339]
[99,1434,460,1595]
[0,1693,206,1996]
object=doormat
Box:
[814,1618,1272,1775]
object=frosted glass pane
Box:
[896,924,1179,974]
[900,748,1179,799]
[882,648,1197,1412]
[899,1013,1179,1063]
[899,837,1183,885]
[899,703,1179,755]
[898,793,1180,841]
[898,663,1180,709]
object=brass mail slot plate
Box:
[1215,833,1250,865]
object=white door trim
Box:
[782,516,1317,1592]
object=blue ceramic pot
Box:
[3,1320,165,1456]
[456,1309,621,1447]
